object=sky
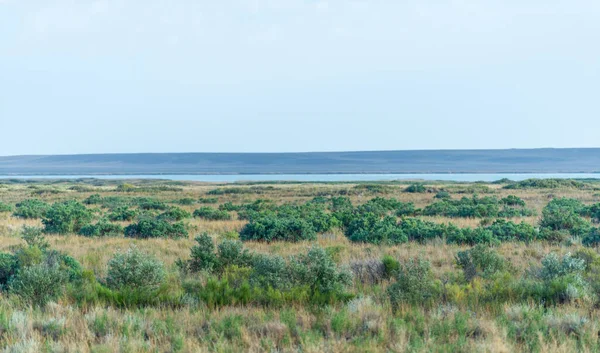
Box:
[1,0,599,155]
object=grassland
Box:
[1,178,600,352]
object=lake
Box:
[1,173,600,182]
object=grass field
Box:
[1,178,600,352]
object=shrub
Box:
[405,183,426,193]
[13,199,50,219]
[289,246,352,295]
[504,179,587,189]
[382,255,401,279]
[186,233,219,273]
[434,191,451,200]
[199,197,219,204]
[107,206,138,222]
[501,195,526,207]
[250,253,291,290]
[193,207,232,221]
[0,202,12,213]
[456,245,506,282]
[0,253,17,287]
[8,264,67,305]
[21,226,49,251]
[540,198,591,237]
[217,240,254,269]
[176,198,196,205]
[485,219,538,242]
[240,215,316,242]
[582,228,600,248]
[106,247,166,291]
[346,214,406,244]
[135,198,168,210]
[388,258,438,308]
[529,252,589,304]
[350,259,386,284]
[79,220,124,237]
[42,200,93,234]
[124,218,187,239]
[158,207,192,221]
[84,194,103,205]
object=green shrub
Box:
[240,215,316,242]
[504,179,587,189]
[158,207,192,221]
[388,258,438,308]
[135,197,168,210]
[186,233,219,273]
[193,207,232,221]
[124,218,187,239]
[0,253,17,287]
[485,219,538,242]
[176,198,196,205]
[540,198,591,237]
[501,195,526,207]
[582,228,600,248]
[0,202,12,213]
[199,197,219,204]
[84,194,103,205]
[217,240,254,269]
[434,191,451,200]
[21,226,49,251]
[382,255,400,279]
[79,220,124,237]
[8,264,67,305]
[405,183,427,193]
[289,246,352,295]
[107,206,138,222]
[456,245,506,282]
[106,247,166,291]
[42,200,93,234]
[13,199,50,219]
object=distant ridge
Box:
[1,149,600,175]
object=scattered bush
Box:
[79,220,124,237]
[388,258,438,308]
[13,199,50,219]
[194,207,232,221]
[106,247,166,291]
[42,201,93,234]
[240,216,316,242]
[107,206,138,222]
[8,264,67,305]
[405,183,426,193]
[456,245,506,282]
[0,202,13,213]
[158,207,192,221]
[125,218,187,239]
[504,179,587,189]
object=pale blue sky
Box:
[1,0,599,155]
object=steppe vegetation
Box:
[1,178,600,352]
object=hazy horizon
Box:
[2,1,599,155]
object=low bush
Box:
[388,258,439,309]
[13,199,50,219]
[456,245,506,282]
[125,218,187,239]
[240,215,316,242]
[199,197,219,204]
[504,179,587,189]
[106,247,166,292]
[405,183,426,193]
[79,220,124,237]
[42,200,93,234]
[539,198,591,237]
[193,207,232,221]
[8,264,68,305]
[158,207,192,221]
[0,202,13,213]
[107,206,138,222]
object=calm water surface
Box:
[1,173,599,182]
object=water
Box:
[1,173,600,182]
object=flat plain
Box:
[1,178,600,352]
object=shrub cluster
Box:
[422,195,534,218]
[125,217,187,239]
[194,207,232,221]
[13,199,50,219]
